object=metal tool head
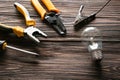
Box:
[45,12,66,36]
[74,5,84,23]
[74,5,96,31]
[24,27,47,43]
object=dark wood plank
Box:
[0,0,119,80]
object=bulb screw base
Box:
[91,50,103,62]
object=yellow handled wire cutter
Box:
[31,0,66,36]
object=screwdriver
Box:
[0,40,39,56]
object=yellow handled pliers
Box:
[31,0,67,36]
[14,2,47,43]
[0,2,47,43]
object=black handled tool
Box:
[74,0,111,30]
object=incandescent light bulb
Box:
[81,27,103,62]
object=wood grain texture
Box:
[0,0,119,80]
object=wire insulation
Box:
[95,0,111,14]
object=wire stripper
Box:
[31,0,66,36]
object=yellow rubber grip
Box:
[31,0,46,20]
[41,0,60,13]
[0,23,24,37]
[2,42,7,50]
[12,26,24,37]
[14,2,36,26]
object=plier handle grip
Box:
[31,0,66,36]
[14,2,36,27]
[31,0,59,20]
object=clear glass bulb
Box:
[81,27,103,62]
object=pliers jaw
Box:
[44,12,66,36]
[24,27,47,43]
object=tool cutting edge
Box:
[31,0,67,36]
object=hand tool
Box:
[0,23,44,43]
[73,0,111,30]
[14,2,47,43]
[31,0,66,36]
[0,40,39,55]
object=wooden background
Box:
[0,0,119,80]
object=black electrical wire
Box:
[73,0,112,30]
[95,0,111,14]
